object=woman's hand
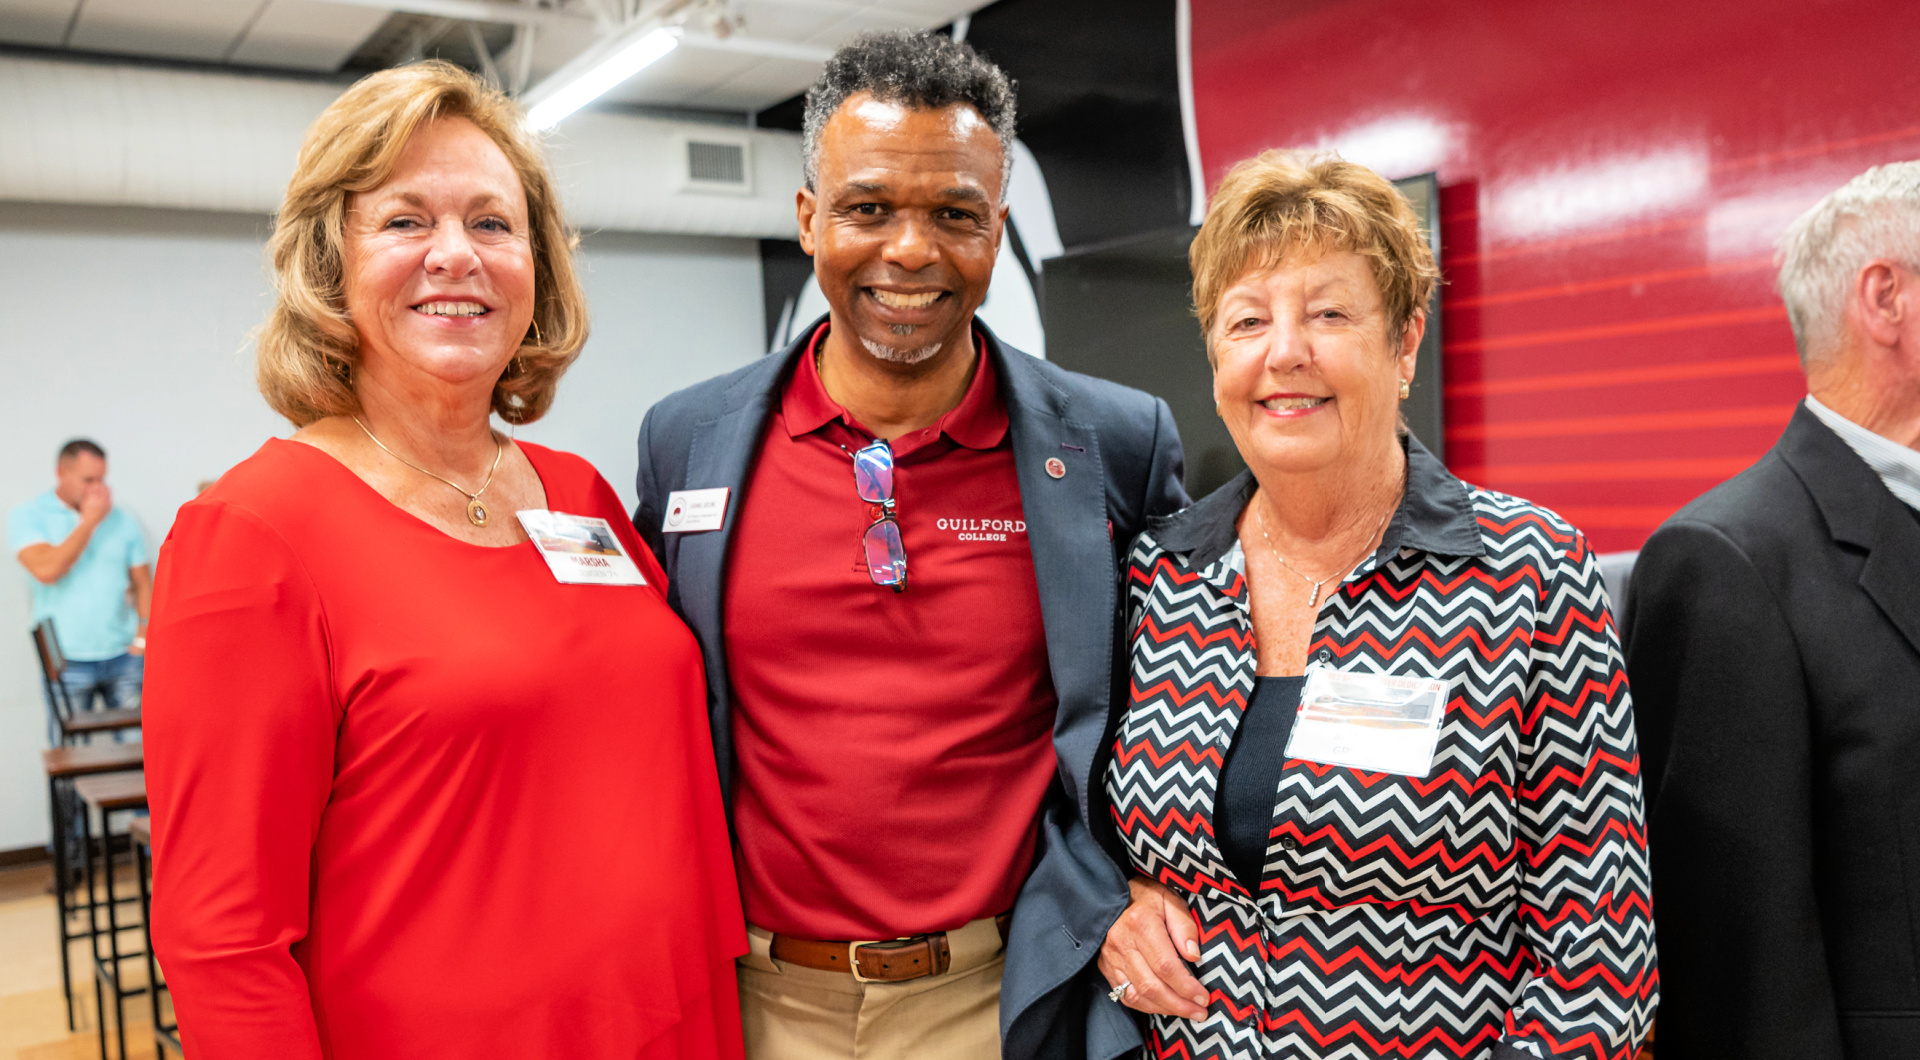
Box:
[1098,876,1211,1019]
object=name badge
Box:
[662,488,730,533]
[1283,664,1449,777]
[516,510,647,586]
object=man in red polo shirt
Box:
[635,31,1187,1060]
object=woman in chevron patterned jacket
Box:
[1094,151,1657,1060]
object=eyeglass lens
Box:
[863,520,907,587]
[852,441,905,589]
[853,442,893,502]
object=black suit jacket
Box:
[632,318,1188,1060]
[1623,403,1920,1058]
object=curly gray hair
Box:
[800,30,1017,196]
[1777,160,1920,365]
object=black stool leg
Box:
[103,809,127,1060]
[82,799,108,1060]
[50,774,76,1031]
[135,835,166,1058]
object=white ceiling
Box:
[600,0,980,110]
[0,0,387,70]
[0,0,985,110]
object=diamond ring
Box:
[1107,980,1132,1004]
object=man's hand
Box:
[1097,876,1210,1019]
[19,492,111,585]
[78,484,112,526]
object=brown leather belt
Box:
[770,915,1012,983]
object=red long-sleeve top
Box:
[143,438,745,1060]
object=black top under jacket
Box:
[1624,403,1920,1060]
[1214,676,1305,892]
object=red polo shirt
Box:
[724,324,1058,941]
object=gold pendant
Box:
[467,500,489,527]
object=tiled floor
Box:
[0,863,162,1060]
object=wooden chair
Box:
[129,817,180,1057]
[32,620,141,745]
[41,743,143,1035]
[74,771,150,1060]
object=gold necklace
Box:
[353,417,504,527]
[1254,490,1397,609]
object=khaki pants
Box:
[736,917,1006,1060]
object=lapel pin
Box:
[1045,457,1066,479]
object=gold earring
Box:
[1399,379,1412,400]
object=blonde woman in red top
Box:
[143,62,744,1059]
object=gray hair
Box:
[800,30,1017,196]
[1777,160,1920,364]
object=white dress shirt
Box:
[1804,394,1920,512]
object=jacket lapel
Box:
[1781,402,1920,659]
[991,328,1117,823]
[674,387,775,649]
[1860,502,1920,659]
[674,342,795,795]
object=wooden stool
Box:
[41,744,142,1034]
[74,771,149,1060]
[32,621,141,746]
[129,818,179,1057]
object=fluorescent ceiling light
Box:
[525,26,678,131]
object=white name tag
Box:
[516,510,647,586]
[662,488,730,533]
[1284,664,1449,777]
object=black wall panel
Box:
[961,0,1192,249]
[1041,228,1247,499]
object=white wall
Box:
[0,202,764,850]
[516,229,765,508]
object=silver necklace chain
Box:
[352,416,504,527]
[1254,490,1398,608]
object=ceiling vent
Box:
[681,135,752,195]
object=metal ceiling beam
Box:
[300,0,891,28]
[676,30,831,63]
[302,0,591,29]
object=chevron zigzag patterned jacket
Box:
[1105,443,1657,1060]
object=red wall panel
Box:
[1189,0,1920,550]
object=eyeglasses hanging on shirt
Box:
[847,440,908,592]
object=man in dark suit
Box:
[632,31,1186,1060]
[1624,161,1920,1058]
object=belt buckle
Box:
[847,940,880,983]
[846,937,917,983]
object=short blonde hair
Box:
[258,61,587,426]
[1191,151,1438,350]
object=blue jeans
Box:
[46,652,143,744]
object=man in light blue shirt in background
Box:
[10,439,150,739]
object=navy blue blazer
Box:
[632,318,1187,1060]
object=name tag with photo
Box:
[662,488,730,533]
[517,510,647,586]
[1284,664,1449,777]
